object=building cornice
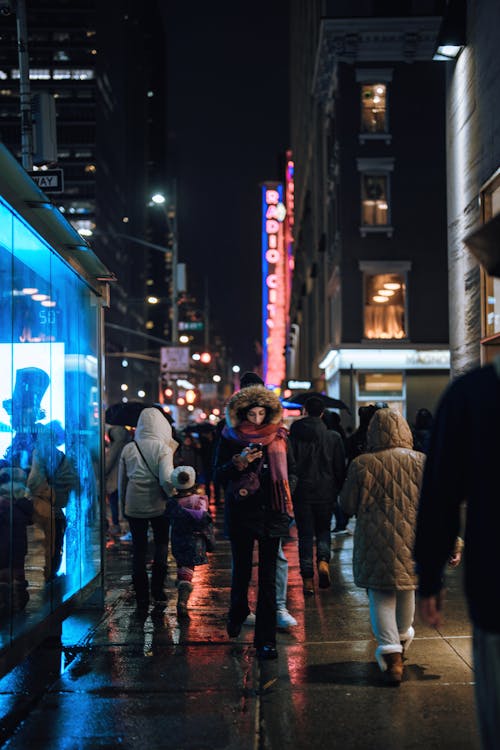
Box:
[313,16,442,105]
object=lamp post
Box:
[151,183,179,344]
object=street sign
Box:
[160,346,190,373]
[178,321,204,331]
[28,169,64,193]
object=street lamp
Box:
[149,183,179,344]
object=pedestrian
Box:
[340,408,425,685]
[118,407,178,610]
[411,407,433,454]
[322,409,350,534]
[414,355,500,748]
[213,371,297,631]
[215,383,297,659]
[105,425,130,538]
[345,404,377,464]
[167,465,215,618]
[289,396,346,595]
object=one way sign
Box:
[28,169,64,193]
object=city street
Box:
[0,495,479,749]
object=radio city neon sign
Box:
[262,184,286,389]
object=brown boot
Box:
[177,581,193,618]
[302,578,314,596]
[318,560,331,588]
[384,653,404,685]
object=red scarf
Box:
[222,421,292,514]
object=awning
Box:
[0,143,115,295]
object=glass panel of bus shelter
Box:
[0,203,101,642]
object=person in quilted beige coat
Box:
[340,408,425,684]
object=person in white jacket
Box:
[118,407,178,609]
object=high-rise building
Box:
[0,0,171,406]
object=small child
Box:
[168,466,215,617]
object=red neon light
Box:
[263,184,286,388]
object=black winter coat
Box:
[289,416,346,503]
[215,436,296,539]
[414,361,500,633]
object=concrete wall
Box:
[446,0,500,376]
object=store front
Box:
[320,346,450,428]
[0,145,112,675]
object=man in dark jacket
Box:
[290,396,346,594]
[414,357,500,748]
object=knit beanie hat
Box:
[170,465,196,490]
[239,371,264,388]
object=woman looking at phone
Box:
[215,384,296,660]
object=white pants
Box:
[276,538,288,610]
[368,588,415,668]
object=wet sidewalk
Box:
[0,498,480,749]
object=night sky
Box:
[162,2,290,371]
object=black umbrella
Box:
[105,401,174,427]
[289,391,350,412]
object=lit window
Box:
[52,69,71,80]
[361,83,387,134]
[364,272,407,340]
[362,174,389,226]
[357,158,394,235]
[11,69,51,80]
[53,51,70,62]
[358,372,403,398]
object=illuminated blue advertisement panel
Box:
[0,196,101,647]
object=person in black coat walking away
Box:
[414,356,500,748]
[290,397,346,594]
[411,408,433,454]
[322,409,349,534]
[215,384,297,660]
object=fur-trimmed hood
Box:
[226,385,282,427]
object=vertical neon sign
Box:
[261,182,286,389]
[284,152,295,348]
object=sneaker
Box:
[120,531,133,542]
[277,609,297,628]
[243,612,256,626]
[331,524,349,534]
